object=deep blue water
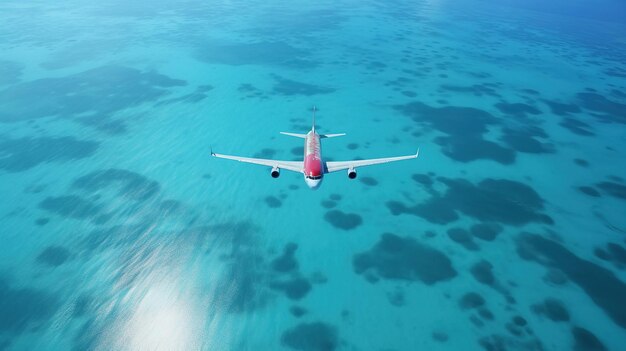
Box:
[1,0,626,350]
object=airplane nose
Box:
[305,178,322,189]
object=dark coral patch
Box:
[329,194,342,201]
[532,298,570,322]
[0,278,59,333]
[36,246,71,267]
[471,316,485,328]
[412,173,433,187]
[470,260,495,286]
[365,61,387,71]
[253,148,277,158]
[24,184,47,194]
[324,210,362,230]
[72,169,160,201]
[605,66,626,77]
[594,248,610,261]
[478,334,543,351]
[200,222,270,313]
[0,66,185,132]
[265,196,283,208]
[238,83,267,99]
[595,242,626,267]
[38,195,102,219]
[577,92,626,124]
[353,233,457,284]
[395,102,498,136]
[612,89,626,98]
[512,316,527,326]
[574,158,589,167]
[359,177,378,186]
[435,136,515,164]
[470,223,502,241]
[432,331,449,342]
[272,75,334,96]
[517,233,626,329]
[269,277,312,300]
[320,200,336,209]
[0,137,99,172]
[543,268,569,285]
[447,228,479,251]
[459,292,485,309]
[495,102,541,117]
[155,85,212,106]
[578,186,600,197]
[521,88,540,96]
[440,83,500,97]
[387,289,406,307]
[386,198,459,225]
[479,308,494,321]
[290,306,307,318]
[596,181,626,200]
[281,322,338,351]
[606,243,626,265]
[560,118,594,136]
[35,218,50,226]
[501,128,554,154]
[388,177,552,226]
[216,249,268,313]
[394,102,515,164]
[543,100,581,116]
[572,327,607,351]
[72,294,94,318]
[271,243,299,273]
[438,178,551,225]
[291,146,304,156]
[505,322,524,337]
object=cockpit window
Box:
[306,175,322,180]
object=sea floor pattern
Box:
[0,0,625,350]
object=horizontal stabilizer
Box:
[280,132,307,138]
[320,133,346,138]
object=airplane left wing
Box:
[325,149,419,173]
[211,151,303,173]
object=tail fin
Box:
[312,106,317,132]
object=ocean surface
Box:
[1,0,625,350]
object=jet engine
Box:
[271,166,280,178]
[347,167,357,179]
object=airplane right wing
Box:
[211,151,303,173]
[325,149,419,173]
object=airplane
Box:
[211,107,419,189]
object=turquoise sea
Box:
[1,0,626,350]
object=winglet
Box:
[416,148,420,158]
[210,146,215,156]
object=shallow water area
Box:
[1,0,626,350]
